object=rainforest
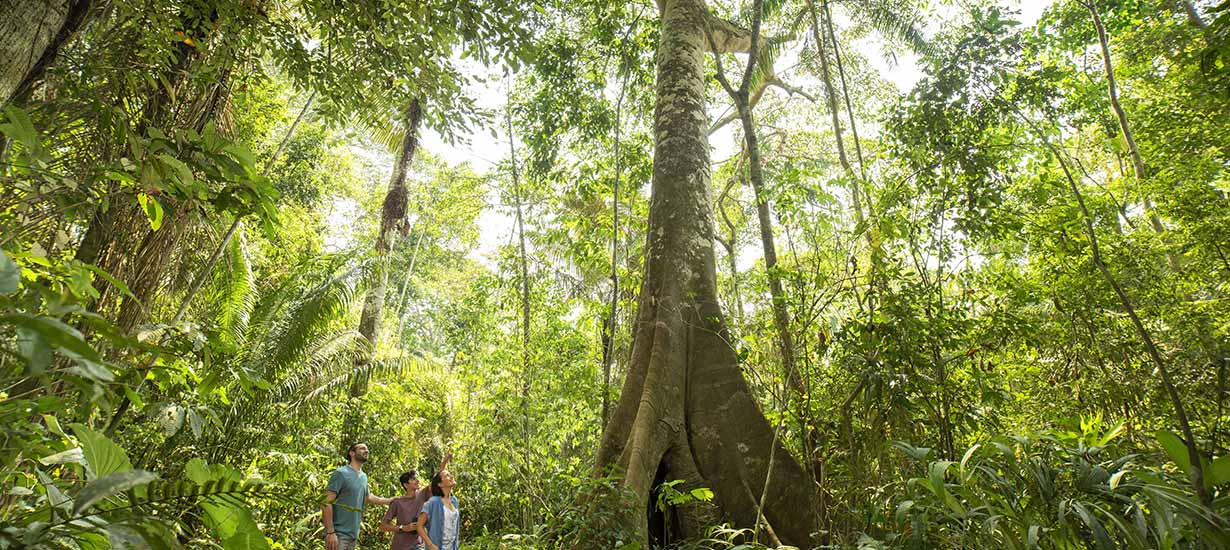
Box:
[1,0,1229,548]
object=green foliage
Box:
[655,480,715,512]
[879,420,1230,548]
[2,0,1227,548]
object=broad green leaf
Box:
[893,441,932,461]
[188,408,204,438]
[220,508,270,550]
[688,487,713,502]
[960,444,981,480]
[73,469,158,515]
[186,458,211,484]
[0,106,42,153]
[106,523,160,550]
[2,314,101,362]
[81,263,138,302]
[1071,501,1114,549]
[137,193,164,230]
[75,532,110,550]
[44,414,67,437]
[1155,430,1192,474]
[1096,420,1126,448]
[16,326,51,375]
[39,447,85,466]
[37,468,73,514]
[1206,454,1230,487]
[1026,525,1040,549]
[929,460,955,495]
[71,423,133,479]
[156,153,195,187]
[0,249,19,294]
[66,354,116,383]
[202,497,248,539]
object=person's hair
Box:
[399,470,417,486]
[430,470,446,497]
[345,442,363,461]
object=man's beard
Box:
[356,453,368,463]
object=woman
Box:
[417,469,459,550]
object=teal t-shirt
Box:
[326,465,368,539]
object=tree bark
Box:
[707,0,805,401]
[1086,2,1171,246]
[350,100,422,398]
[582,0,817,546]
[1,0,92,106]
[716,174,744,327]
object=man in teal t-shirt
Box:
[323,443,394,550]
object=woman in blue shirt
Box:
[417,469,460,550]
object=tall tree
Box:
[586,0,816,545]
[350,100,422,398]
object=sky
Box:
[331,0,1056,263]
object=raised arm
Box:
[417,452,454,501]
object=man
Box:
[323,443,396,550]
[379,453,451,550]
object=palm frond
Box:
[842,0,933,56]
[267,329,367,403]
[748,35,793,97]
[762,0,796,23]
[297,352,444,406]
[207,222,254,348]
[243,259,362,382]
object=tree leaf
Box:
[0,249,19,294]
[137,193,164,230]
[220,508,270,550]
[1206,454,1230,488]
[73,470,158,515]
[81,263,138,302]
[71,423,133,479]
[37,468,73,514]
[186,458,212,484]
[0,106,42,153]
[1155,430,1192,474]
[2,314,101,362]
[39,447,85,466]
[16,326,51,375]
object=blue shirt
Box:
[326,465,368,539]
[422,495,460,550]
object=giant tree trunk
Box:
[586,0,816,546]
[350,100,422,398]
[1,0,91,106]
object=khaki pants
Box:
[337,536,357,550]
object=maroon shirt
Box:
[383,488,430,549]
